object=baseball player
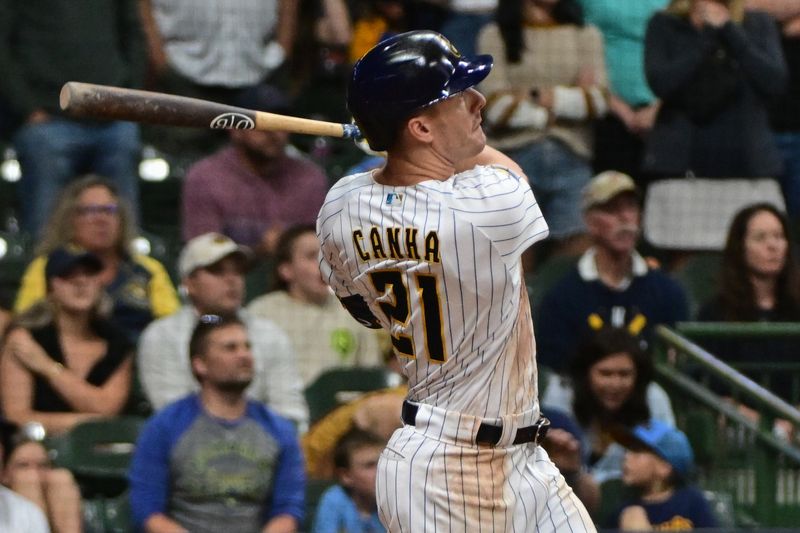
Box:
[317,31,595,531]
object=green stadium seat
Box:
[303,478,336,532]
[304,366,402,425]
[50,417,145,498]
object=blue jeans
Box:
[13,119,141,237]
[508,138,591,239]
[439,12,493,58]
[775,131,800,219]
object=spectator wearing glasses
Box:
[14,176,180,343]
[137,232,308,428]
[1,248,134,436]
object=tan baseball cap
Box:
[582,170,639,211]
[178,232,252,278]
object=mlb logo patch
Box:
[386,193,404,206]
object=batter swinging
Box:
[317,30,595,532]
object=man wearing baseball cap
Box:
[608,420,718,530]
[137,232,308,427]
[536,170,689,372]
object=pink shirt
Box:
[182,146,328,245]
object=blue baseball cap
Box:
[45,247,103,281]
[612,420,695,478]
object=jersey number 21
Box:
[369,269,447,363]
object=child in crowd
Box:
[312,428,386,533]
[609,420,718,531]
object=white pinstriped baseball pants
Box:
[376,403,596,532]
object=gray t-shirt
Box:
[169,414,280,533]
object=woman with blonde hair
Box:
[1,248,134,436]
[643,0,788,178]
[14,175,179,342]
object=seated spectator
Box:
[303,386,405,480]
[643,0,788,178]
[1,422,82,533]
[129,315,305,533]
[478,0,607,253]
[1,248,134,436]
[246,225,383,386]
[536,171,689,373]
[0,420,50,533]
[312,428,385,533]
[180,85,329,255]
[697,203,800,403]
[14,176,180,342]
[138,232,308,427]
[607,420,718,530]
[542,325,675,484]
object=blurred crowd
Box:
[0,0,799,532]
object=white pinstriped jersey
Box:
[317,164,549,420]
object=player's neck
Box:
[377,151,456,185]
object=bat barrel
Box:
[59,81,362,140]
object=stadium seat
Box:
[672,252,722,318]
[303,478,336,532]
[304,366,403,425]
[50,417,146,498]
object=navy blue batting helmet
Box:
[347,31,493,151]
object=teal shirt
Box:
[578,0,669,106]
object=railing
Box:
[652,324,800,527]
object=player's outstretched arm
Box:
[457,145,528,182]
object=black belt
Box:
[401,401,550,446]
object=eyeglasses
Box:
[75,203,119,217]
[199,314,223,324]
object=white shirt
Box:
[152,0,282,86]
[0,486,50,533]
[318,165,549,422]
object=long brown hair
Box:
[570,327,653,428]
[716,203,800,321]
[35,175,137,257]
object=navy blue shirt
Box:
[609,486,718,529]
[536,259,688,372]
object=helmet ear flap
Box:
[347,30,493,152]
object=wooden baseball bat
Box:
[59,81,361,140]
